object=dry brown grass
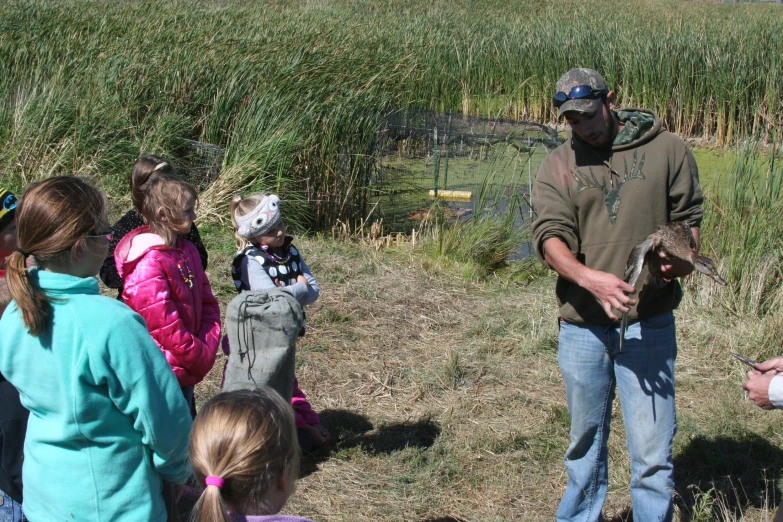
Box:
[187,235,783,522]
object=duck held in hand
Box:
[620,222,726,350]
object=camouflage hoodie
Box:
[531,109,703,325]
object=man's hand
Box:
[297,274,310,288]
[542,238,636,321]
[647,251,695,281]
[579,268,637,321]
[743,372,777,410]
[742,357,783,410]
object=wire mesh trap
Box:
[373,109,564,258]
[172,138,226,190]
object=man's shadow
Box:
[300,409,441,477]
[673,433,783,521]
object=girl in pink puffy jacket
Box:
[115,175,221,414]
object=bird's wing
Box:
[624,236,655,287]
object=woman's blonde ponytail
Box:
[189,388,299,519]
[191,483,231,522]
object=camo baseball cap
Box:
[554,68,609,118]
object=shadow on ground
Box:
[300,409,441,477]
[674,433,783,521]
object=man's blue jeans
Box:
[556,312,677,522]
[0,488,24,522]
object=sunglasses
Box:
[86,227,114,241]
[552,85,609,108]
[2,193,16,211]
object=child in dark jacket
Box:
[0,187,27,522]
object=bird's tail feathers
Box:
[619,311,629,351]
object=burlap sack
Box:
[221,289,304,402]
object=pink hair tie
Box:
[205,475,224,489]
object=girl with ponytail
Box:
[189,387,316,522]
[226,193,328,451]
[0,176,192,522]
[114,170,221,414]
[100,154,208,299]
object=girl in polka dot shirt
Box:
[230,194,319,302]
[229,193,328,450]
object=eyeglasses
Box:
[552,85,609,108]
[86,228,114,241]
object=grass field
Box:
[177,143,783,521]
[2,0,783,225]
[178,140,783,521]
[188,229,783,522]
[4,0,783,519]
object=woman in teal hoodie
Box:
[0,177,193,522]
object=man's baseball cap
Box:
[553,68,609,119]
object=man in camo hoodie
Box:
[532,68,703,522]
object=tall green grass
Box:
[690,145,783,320]
[421,170,530,279]
[424,208,525,278]
[1,0,782,225]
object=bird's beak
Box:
[710,272,727,286]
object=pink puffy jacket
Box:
[116,226,221,387]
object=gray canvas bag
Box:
[221,289,304,402]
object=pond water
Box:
[691,147,738,190]
[374,136,737,261]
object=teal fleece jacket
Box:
[0,269,192,522]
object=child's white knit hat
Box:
[236,194,282,239]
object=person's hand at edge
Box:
[743,373,777,410]
[753,356,783,375]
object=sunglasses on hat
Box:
[1,192,17,212]
[552,85,609,108]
